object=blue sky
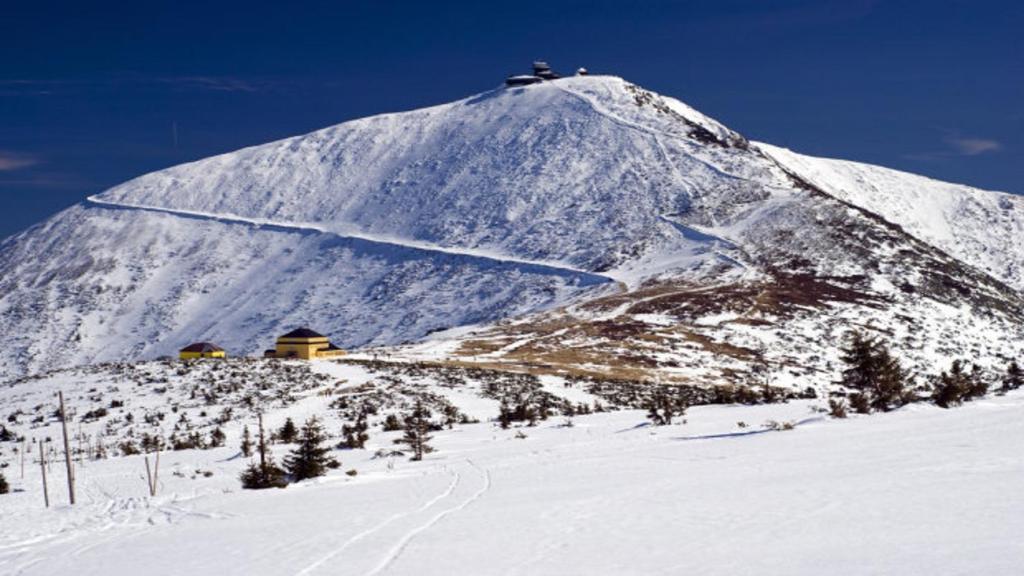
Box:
[1,0,1021,238]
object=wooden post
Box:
[257,413,267,470]
[152,441,160,496]
[58,391,76,505]
[20,438,26,479]
[38,440,49,508]
[145,456,155,496]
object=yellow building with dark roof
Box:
[263,328,346,360]
[179,342,226,359]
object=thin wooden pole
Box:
[58,391,76,505]
[38,440,49,508]
[150,439,161,496]
[20,438,26,479]
[257,413,266,470]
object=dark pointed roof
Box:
[279,327,326,339]
[180,342,224,353]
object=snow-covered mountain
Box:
[1,74,1022,383]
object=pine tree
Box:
[240,414,287,489]
[284,417,336,481]
[933,360,970,408]
[0,471,8,495]
[209,427,226,448]
[382,414,402,432]
[394,401,435,461]
[1004,361,1024,392]
[964,364,989,401]
[277,418,298,444]
[498,399,512,429]
[839,331,908,412]
[341,411,369,449]
[646,387,680,426]
[240,425,253,457]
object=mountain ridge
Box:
[1,74,1021,382]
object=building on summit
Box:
[505,60,566,86]
[263,328,346,360]
[179,342,226,360]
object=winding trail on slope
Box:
[551,84,747,182]
[293,466,464,576]
[84,197,617,287]
[363,460,491,576]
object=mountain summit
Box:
[1,74,1022,383]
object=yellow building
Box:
[179,342,227,360]
[264,328,346,360]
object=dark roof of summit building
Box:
[179,342,224,353]
[278,327,326,339]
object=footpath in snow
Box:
[85,196,617,288]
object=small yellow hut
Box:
[179,342,227,359]
[264,328,346,360]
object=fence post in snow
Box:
[58,390,76,505]
[39,440,49,508]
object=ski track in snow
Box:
[84,197,616,287]
[293,466,463,576]
[364,460,491,576]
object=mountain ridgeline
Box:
[1,74,1022,387]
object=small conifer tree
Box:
[382,414,403,432]
[278,418,299,444]
[394,401,435,461]
[240,425,253,457]
[498,399,512,429]
[964,364,989,401]
[341,411,369,449]
[1003,361,1024,392]
[933,360,971,408]
[839,331,908,412]
[240,415,287,489]
[209,427,226,448]
[0,471,8,495]
[284,417,336,481]
[646,387,679,426]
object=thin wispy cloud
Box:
[944,137,1001,156]
[0,151,39,171]
[0,75,272,96]
[906,133,1004,161]
[157,76,262,92]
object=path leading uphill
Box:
[85,196,618,288]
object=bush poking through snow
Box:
[382,414,402,432]
[240,460,287,489]
[828,399,848,419]
[240,416,288,489]
[394,401,435,461]
[1001,361,1023,393]
[0,472,8,494]
[933,360,989,408]
[340,411,369,449]
[646,386,688,426]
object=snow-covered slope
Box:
[2,358,1023,575]
[0,74,1022,381]
[760,143,1024,290]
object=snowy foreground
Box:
[2,365,1022,575]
